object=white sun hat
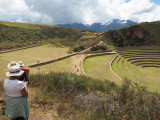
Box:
[19,61,24,67]
[7,61,19,68]
[6,65,24,77]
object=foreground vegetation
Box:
[1,72,160,119]
[28,72,160,119]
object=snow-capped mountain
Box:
[56,19,137,32]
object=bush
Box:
[73,47,80,52]
[73,45,85,52]
[91,46,99,51]
[100,45,107,50]
[30,72,117,101]
[91,45,107,51]
[79,45,85,50]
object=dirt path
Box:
[79,41,103,53]
[29,112,42,120]
[27,87,58,120]
[29,107,58,120]
[72,55,86,75]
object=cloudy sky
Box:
[0,0,160,25]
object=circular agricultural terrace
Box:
[117,48,160,68]
[111,46,160,92]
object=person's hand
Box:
[24,81,28,87]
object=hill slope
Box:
[0,21,99,51]
[101,21,160,47]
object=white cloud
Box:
[0,0,52,24]
[0,0,160,25]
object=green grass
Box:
[0,115,8,120]
[111,55,125,79]
[0,21,40,29]
[83,55,120,84]
[116,47,160,68]
[0,44,69,79]
[111,51,160,92]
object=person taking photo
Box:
[4,63,29,120]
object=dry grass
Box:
[0,44,69,79]
[30,55,86,75]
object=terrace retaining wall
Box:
[109,55,122,80]
[28,53,77,67]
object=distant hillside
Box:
[0,21,99,50]
[57,19,137,32]
[101,21,160,47]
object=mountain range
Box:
[56,19,137,32]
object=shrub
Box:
[30,72,117,101]
[73,46,85,52]
[99,45,107,50]
[73,47,80,52]
[79,45,85,50]
[91,46,98,51]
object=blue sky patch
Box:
[125,0,160,5]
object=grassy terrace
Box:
[83,55,120,84]
[0,44,69,79]
[116,48,160,67]
[31,54,86,74]
[112,47,160,92]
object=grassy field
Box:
[0,44,69,79]
[30,54,86,74]
[112,47,160,92]
[83,55,120,84]
[1,43,160,93]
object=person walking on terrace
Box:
[4,63,29,120]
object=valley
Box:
[0,21,160,120]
